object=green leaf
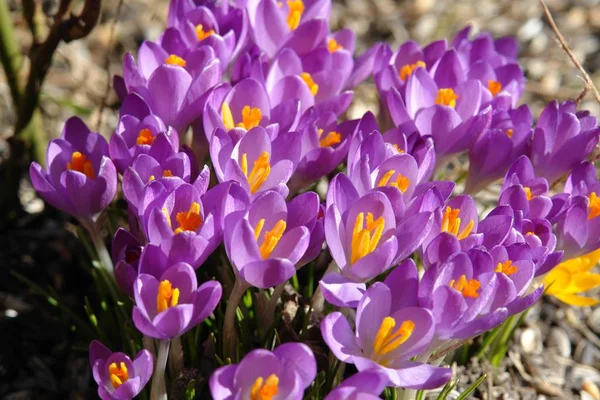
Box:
[415,389,425,400]
[436,378,459,400]
[184,379,196,400]
[456,373,486,400]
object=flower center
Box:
[588,192,600,220]
[300,72,319,96]
[174,202,203,234]
[351,212,385,264]
[376,170,410,193]
[250,374,279,400]
[156,279,180,313]
[195,24,215,41]
[488,80,502,97]
[399,60,426,81]
[523,186,534,201]
[67,151,95,179]
[506,128,514,138]
[136,128,154,145]
[372,316,415,363]
[495,260,518,276]
[391,144,404,153]
[449,274,481,298]
[286,0,304,30]
[441,206,474,240]
[318,128,342,147]
[165,54,186,67]
[148,169,172,182]
[108,362,129,389]
[240,151,271,194]
[327,38,343,53]
[435,88,458,108]
[254,218,287,259]
[221,103,262,131]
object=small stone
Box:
[583,380,600,400]
[546,328,571,357]
[521,327,543,354]
[588,308,600,334]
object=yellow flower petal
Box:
[570,273,600,293]
[543,267,572,295]
[554,293,599,307]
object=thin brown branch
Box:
[429,339,471,362]
[96,0,125,131]
[538,0,600,106]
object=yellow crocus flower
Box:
[543,249,600,306]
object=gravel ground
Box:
[1,0,600,399]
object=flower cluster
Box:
[29,0,600,399]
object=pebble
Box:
[547,327,571,357]
[583,380,600,400]
[521,326,543,354]
[587,308,600,334]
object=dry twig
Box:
[538,0,600,105]
[96,0,125,131]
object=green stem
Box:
[0,0,22,105]
[151,340,170,400]
[222,279,247,361]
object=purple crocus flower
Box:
[223,191,315,288]
[29,117,117,224]
[556,162,600,259]
[167,0,248,68]
[89,340,153,400]
[419,250,542,342]
[321,261,452,388]
[132,262,222,339]
[466,104,533,193]
[453,26,525,108]
[324,370,388,400]
[112,228,144,297]
[244,0,330,59]
[203,78,301,144]
[109,93,179,174]
[385,63,492,158]
[530,100,600,184]
[122,39,221,134]
[320,174,432,307]
[139,180,248,268]
[210,342,316,400]
[374,39,446,95]
[210,126,299,198]
[498,156,555,221]
[288,107,354,192]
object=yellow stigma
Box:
[108,362,129,389]
[372,317,415,360]
[506,128,514,138]
[449,274,481,298]
[399,60,426,81]
[441,206,474,240]
[250,374,279,400]
[163,169,173,177]
[588,192,600,220]
[136,128,154,145]
[241,151,271,194]
[488,80,502,97]
[67,151,95,179]
[318,129,342,147]
[174,202,203,234]
[286,0,304,30]
[237,105,263,130]
[165,54,186,67]
[300,72,319,96]
[392,144,404,153]
[148,175,155,182]
[156,279,180,313]
[255,219,286,259]
[435,88,458,108]
[376,170,410,193]
[523,187,534,201]
[195,24,215,41]
[327,38,343,53]
[495,260,518,276]
[350,212,385,264]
